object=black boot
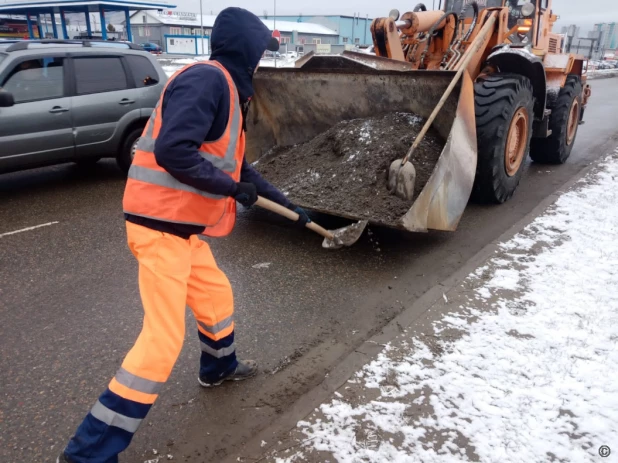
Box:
[57,454,73,463]
[198,360,258,387]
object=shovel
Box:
[255,196,368,249]
[388,13,497,200]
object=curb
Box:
[588,71,618,80]
[225,141,618,463]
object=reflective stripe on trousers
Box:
[90,399,142,433]
[64,223,237,462]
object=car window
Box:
[74,56,129,95]
[125,55,159,87]
[2,57,65,103]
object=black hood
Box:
[210,7,273,103]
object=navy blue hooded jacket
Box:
[125,7,290,238]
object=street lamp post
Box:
[199,0,204,55]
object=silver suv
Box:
[0,40,167,174]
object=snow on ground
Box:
[158,55,296,77]
[269,152,618,462]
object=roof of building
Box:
[261,14,374,20]
[260,18,337,35]
[0,0,175,14]
[131,10,338,35]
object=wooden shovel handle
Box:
[255,196,335,240]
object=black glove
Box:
[233,182,258,208]
[288,204,311,228]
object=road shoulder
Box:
[229,148,618,462]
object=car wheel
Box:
[116,127,143,173]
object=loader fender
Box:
[486,48,547,121]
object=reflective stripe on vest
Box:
[122,60,244,235]
[128,164,225,200]
[135,91,241,174]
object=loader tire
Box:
[530,76,582,164]
[472,74,535,204]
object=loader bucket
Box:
[246,51,477,232]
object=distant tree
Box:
[263,9,269,19]
[298,13,303,23]
[107,24,116,32]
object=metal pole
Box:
[84,7,92,37]
[60,9,69,39]
[274,0,277,67]
[50,8,58,38]
[36,14,43,39]
[99,5,107,40]
[364,14,368,45]
[26,14,34,39]
[125,8,132,42]
[199,0,204,55]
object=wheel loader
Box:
[246,0,591,232]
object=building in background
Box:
[560,23,609,60]
[593,22,617,50]
[569,36,601,59]
[0,12,127,40]
[128,10,339,55]
[560,24,579,38]
[260,14,373,46]
[0,0,171,42]
[259,18,339,51]
[128,10,210,54]
[0,16,41,38]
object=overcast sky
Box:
[0,0,615,34]
[168,0,616,34]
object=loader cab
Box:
[446,0,540,48]
[443,0,504,12]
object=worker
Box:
[57,7,309,463]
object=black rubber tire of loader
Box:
[530,76,582,164]
[472,73,535,204]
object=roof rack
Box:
[5,40,143,53]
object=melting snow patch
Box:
[476,287,491,299]
[252,262,272,269]
[486,268,520,291]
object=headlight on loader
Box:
[521,2,536,17]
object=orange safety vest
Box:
[122,61,244,237]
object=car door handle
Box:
[49,106,69,113]
[119,99,136,105]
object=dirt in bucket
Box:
[255,112,444,225]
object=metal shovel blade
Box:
[388,159,417,201]
[322,220,369,250]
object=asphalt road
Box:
[1,78,618,463]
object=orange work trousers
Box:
[64,222,237,462]
[117,221,237,397]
